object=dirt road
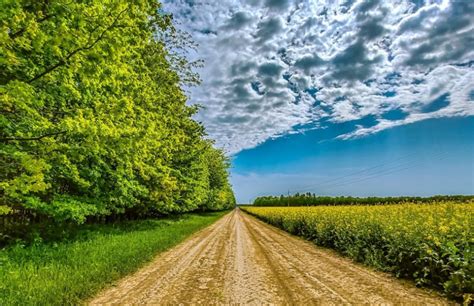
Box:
[90,209,449,304]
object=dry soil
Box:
[90,209,450,305]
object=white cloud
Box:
[163,0,474,154]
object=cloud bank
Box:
[163,0,474,154]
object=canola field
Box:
[241,202,473,299]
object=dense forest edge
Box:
[0,0,235,245]
[252,194,474,206]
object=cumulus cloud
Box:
[264,0,291,10]
[254,16,284,44]
[222,11,253,30]
[163,0,474,154]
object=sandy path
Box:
[90,209,450,305]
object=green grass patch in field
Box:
[0,211,228,305]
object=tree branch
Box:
[28,6,129,84]
[9,0,78,40]
[9,14,54,39]
[1,131,66,142]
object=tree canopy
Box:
[0,0,235,223]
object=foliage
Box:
[0,211,227,305]
[253,193,474,206]
[0,0,235,225]
[0,206,11,215]
[242,202,474,300]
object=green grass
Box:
[0,211,228,305]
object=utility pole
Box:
[287,190,290,207]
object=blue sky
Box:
[162,0,474,203]
[231,116,473,203]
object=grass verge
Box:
[0,211,228,305]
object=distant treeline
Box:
[0,0,235,243]
[253,194,474,206]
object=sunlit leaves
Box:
[0,0,235,222]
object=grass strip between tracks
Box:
[0,210,228,305]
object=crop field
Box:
[241,202,473,299]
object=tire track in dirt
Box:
[90,209,451,305]
[242,211,449,304]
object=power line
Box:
[290,149,452,194]
[315,151,452,192]
[290,151,422,193]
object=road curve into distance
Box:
[90,209,450,305]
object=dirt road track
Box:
[90,209,450,304]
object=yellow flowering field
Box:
[241,202,473,299]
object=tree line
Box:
[253,193,474,206]
[0,0,235,228]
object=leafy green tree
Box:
[1,0,235,224]
[201,144,236,210]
